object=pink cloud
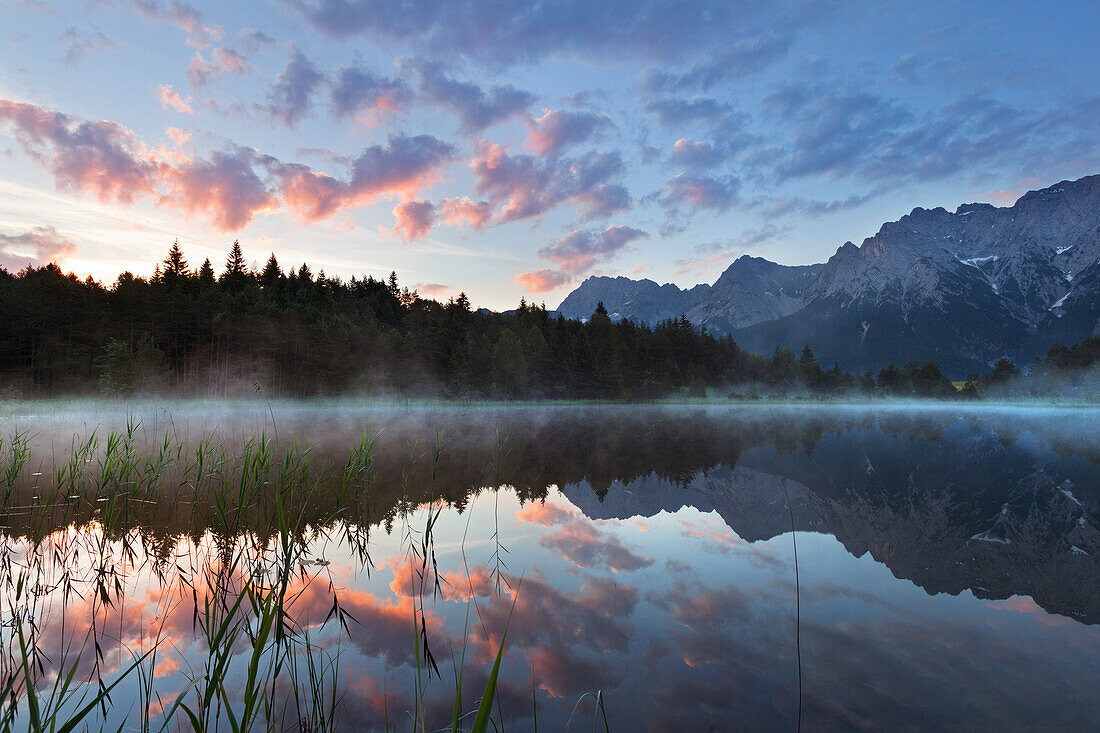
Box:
[386,555,494,602]
[440,196,492,230]
[675,251,735,277]
[159,149,277,230]
[516,497,652,573]
[677,516,741,554]
[977,177,1044,206]
[0,98,456,232]
[516,500,578,527]
[0,225,78,270]
[389,200,436,241]
[165,126,191,146]
[0,99,159,204]
[133,0,221,48]
[571,183,631,222]
[415,282,449,298]
[273,134,457,222]
[276,569,451,669]
[658,172,739,212]
[187,47,249,87]
[475,574,638,662]
[515,268,572,293]
[271,165,348,222]
[471,141,627,224]
[668,137,723,169]
[331,65,410,125]
[214,47,248,72]
[538,225,647,274]
[157,84,195,115]
[540,520,653,573]
[524,108,604,156]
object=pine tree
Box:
[799,344,824,386]
[220,240,249,291]
[198,258,216,287]
[986,357,1019,384]
[260,253,282,290]
[161,240,189,288]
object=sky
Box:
[0,0,1098,310]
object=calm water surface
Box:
[0,402,1097,731]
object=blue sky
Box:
[0,0,1097,309]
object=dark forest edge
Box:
[2,241,1099,402]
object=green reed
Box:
[0,419,585,732]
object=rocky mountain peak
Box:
[556,174,1100,375]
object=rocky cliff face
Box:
[557,257,820,330]
[751,175,1100,373]
[556,175,1100,374]
[556,276,709,324]
[685,256,822,333]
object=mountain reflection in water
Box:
[1,403,1097,730]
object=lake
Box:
[0,401,1097,731]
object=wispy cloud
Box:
[157,84,195,115]
[57,25,118,65]
[517,224,647,293]
[0,225,78,271]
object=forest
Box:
[0,241,1095,400]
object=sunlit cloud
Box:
[330,64,410,123]
[156,84,195,115]
[0,225,78,270]
[389,199,436,241]
[524,108,606,156]
[538,225,648,275]
[132,0,222,48]
[440,196,492,230]
[0,99,456,232]
[470,142,628,226]
[187,47,250,88]
[515,268,572,293]
[516,496,653,572]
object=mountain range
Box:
[557,175,1100,376]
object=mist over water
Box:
[0,400,1097,730]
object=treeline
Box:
[960,339,1100,399]
[0,241,752,399]
[0,241,1090,400]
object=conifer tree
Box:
[198,258,216,287]
[220,240,249,291]
[260,253,282,289]
[161,240,189,287]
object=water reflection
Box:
[0,403,1097,730]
